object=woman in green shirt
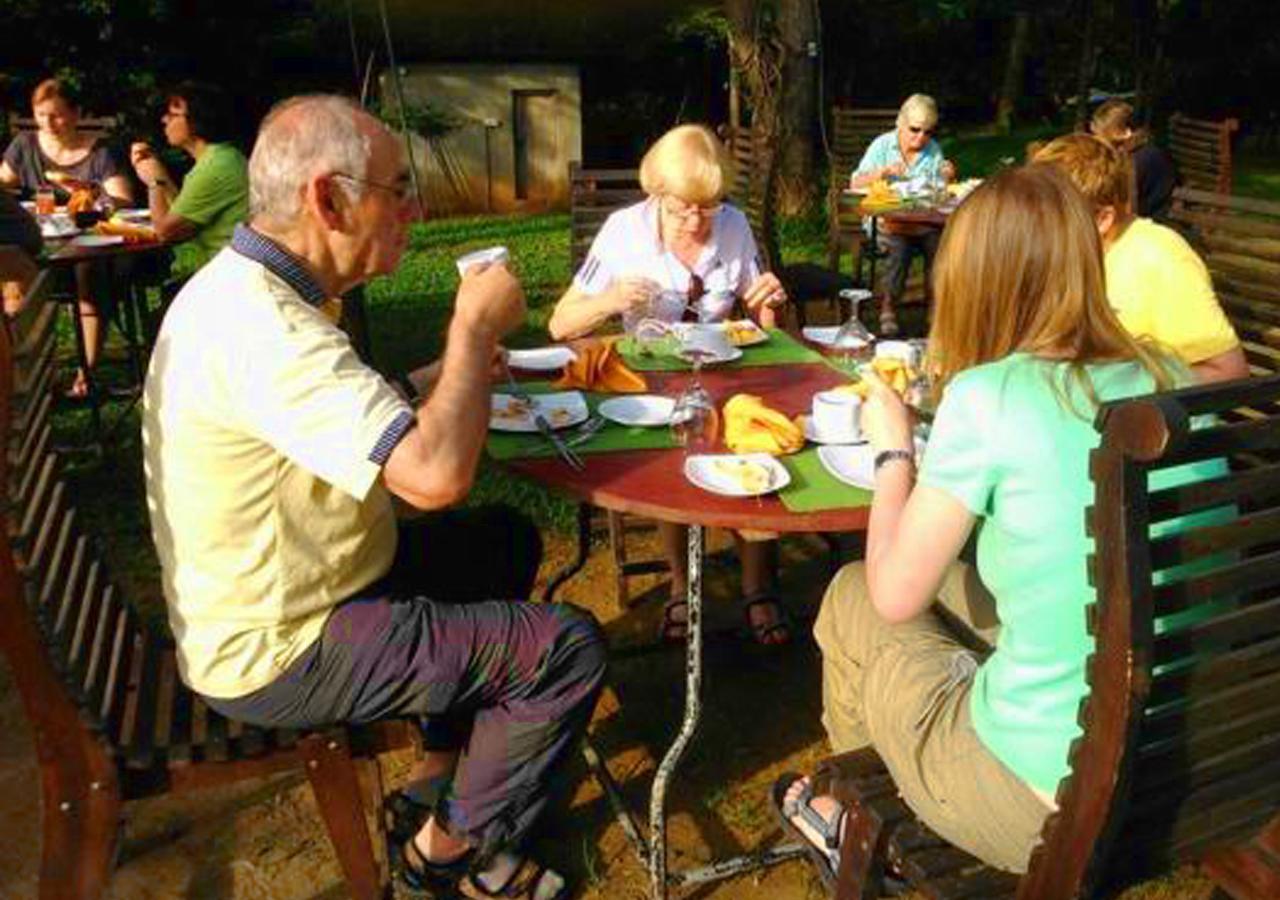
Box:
[774,164,1200,882]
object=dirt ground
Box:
[0,526,1218,900]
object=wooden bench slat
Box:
[1150,634,1280,707]
[100,604,137,742]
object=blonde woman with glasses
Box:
[849,93,956,337]
[548,123,792,645]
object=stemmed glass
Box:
[832,288,875,372]
[670,350,720,453]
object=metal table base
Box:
[544,506,805,898]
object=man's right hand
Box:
[454,262,526,341]
[609,276,660,316]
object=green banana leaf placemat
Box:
[486,383,677,460]
[777,447,872,513]
[618,329,827,371]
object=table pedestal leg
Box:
[649,524,703,899]
[541,502,593,604]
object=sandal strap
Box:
[459,855,566,899]
[398,837,473,892]
[783,779,846,852]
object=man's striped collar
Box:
[230,223,328,308]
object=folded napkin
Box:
[95,220,158,244]
[723,393,804,456]
[553,341,647,393]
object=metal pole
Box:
[648,523,704,899]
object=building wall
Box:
[387,63,581,215]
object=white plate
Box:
[70,234,124,247]
[723,319,769,347]
[801,326,875,348]
[113,208,152,223]
[676,345,743,365]
[684,453,791,497]
[818,438,926,490]
[506,346,577,372]
[800,415,864,445]
[598,395,675,427]
[489,391,588,433]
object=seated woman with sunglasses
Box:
[548,123,791,645]
[849,93,956,337]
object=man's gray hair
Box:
[248,94,378,223]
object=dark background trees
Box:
[3,0,1274,212]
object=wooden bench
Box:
[8,113,118,141]
[1169,114,1240,196]
[827,107,897,281]
[817,372,1280,900]
[724,124,780,272]
[1,272,414,898]
[1168,187,1280,378]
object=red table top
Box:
[505,355,871,534]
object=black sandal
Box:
[658,597,688,643]
[771,772,845,892]
[385,789,437,845]
[398,837,567,899]
[744,595,792,646]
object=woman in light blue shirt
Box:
[850,94,956,336]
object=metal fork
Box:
[502,362,585,470]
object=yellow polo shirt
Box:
[1105,217,1240,365]
[143,248,412,698]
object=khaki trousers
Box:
[813,561,1050,872]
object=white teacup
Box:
[811,390,862,441]
[679,324,733,361]
[455,245,510,277]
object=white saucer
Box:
[801,326,875,348]
[598,395,675,427]
[800,415,864,445]
[506,346,577,372]
[818,438,926,490]
[677,345,743,365]
[684,453,791,497]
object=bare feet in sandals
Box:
[658,594,688,643]
[745,595,791,646]
[64,368,90,400]
[772,773,847,891]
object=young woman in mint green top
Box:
[776,164,1220,878]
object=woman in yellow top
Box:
[548,124,792,644]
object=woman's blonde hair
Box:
[927,163,1174,410]
[897,94,939,130]
[1033,133,1132,213]
[638,124,733,205]
[1090,99,1133,143]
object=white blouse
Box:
[572,199,765,323]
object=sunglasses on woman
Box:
[908,125,936,136]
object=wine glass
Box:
[670,353,720,453]
[833,289,875,372]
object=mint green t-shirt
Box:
[919,353,1221,796]
[170,143,248,277]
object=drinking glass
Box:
[833,289,875,371]
[670,354,720,453]
[35,188,56,217]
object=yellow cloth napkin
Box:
[94,220,158,244]
[723,393,805,456]
[553,341,647,393]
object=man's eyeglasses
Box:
[662,197,723,221]
[162,110,188,121]
[907,125,936,137]
[331,172,415,204]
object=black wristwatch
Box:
[874,448,915,472]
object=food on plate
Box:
[491,396,534,423]
[713,458,772,493]
[66,188,97,214]
[724,319,766,347]
[95,219,158,244]
[546,407,573,426]
[864,178,899,207]
[947,177,982,200]
[840,357,921,399]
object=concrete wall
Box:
[386,63,581,215]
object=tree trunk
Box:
[994,11,1032,134]
[1073,0,1098,130]
[774,0,818,215]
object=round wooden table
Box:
[504,354,871,899]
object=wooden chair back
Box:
[1,262,409,898]
[568,163,645,274]
[8,113,119,142]
[827,107,897,273]
[724,124,779,271]
[1169,114,1240,196]
[1051,373,1280,895]
[1168,187,1280,378]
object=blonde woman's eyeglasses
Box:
[662,197,723,221]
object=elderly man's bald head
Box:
[248,94,394,225]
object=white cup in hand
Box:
[456,245,510,277]
[811,390,862,441]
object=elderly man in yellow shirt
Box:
[1034,134,1248,384]
[142,95,603,899]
